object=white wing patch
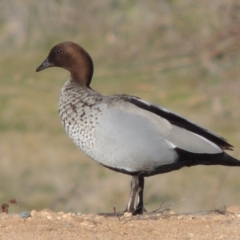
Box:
[166,125,222,154]
[132,97,224,154]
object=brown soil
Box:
[1,207,240,240]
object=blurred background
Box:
[0,0,240,214]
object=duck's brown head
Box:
[36,42,94,87]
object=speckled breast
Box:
[58,80,106,158]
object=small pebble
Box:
[81,221,91,226]
[31,210,37,218]
[19,211,31,219]
[123,212,132,218]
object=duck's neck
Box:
[70,51,94,87]
[70,72,91,88]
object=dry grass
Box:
[0,0,240,214]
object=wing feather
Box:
[126,96,233,151]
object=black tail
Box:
[176,148,240,167]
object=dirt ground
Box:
[1,207,240,240]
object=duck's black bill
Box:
[36,58,53,72]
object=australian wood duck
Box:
[36,41,240,215]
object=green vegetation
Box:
[0,0,240,214]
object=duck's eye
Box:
[55,48,62,55]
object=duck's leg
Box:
[134,176,145,215]
[126,176,145,215]
[126,176,139,213]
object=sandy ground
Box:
[1,207,240,240]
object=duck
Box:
[36,41,240,215]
